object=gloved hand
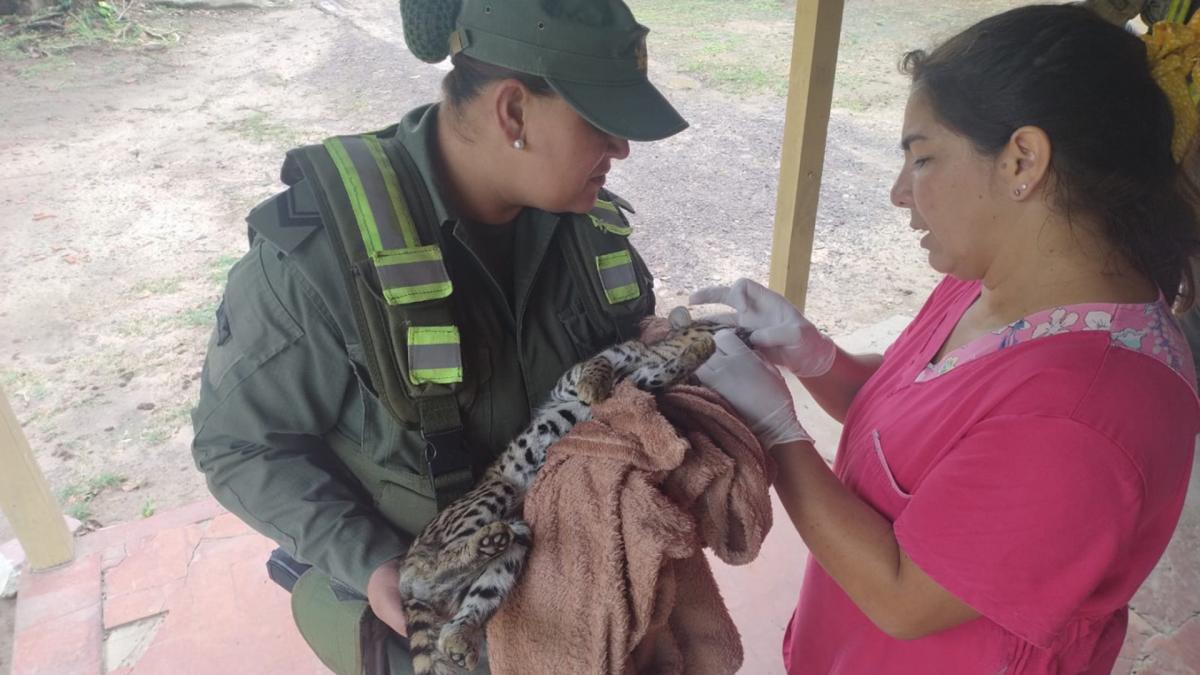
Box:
[696,330,813,450]
[690,278,837,378]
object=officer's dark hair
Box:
[902,4,1200,309]
[442,53,555,111]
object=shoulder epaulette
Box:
[246,179,323,253]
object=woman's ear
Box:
[493,79,528,148]
[1004,126,1052,200]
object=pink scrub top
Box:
[783,276,1200,675]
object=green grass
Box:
[223,111,309,150]
[132,277,184,295]
[140,402,193,445]
[627,0,1030,108]
[66,501,92,521]
[56,482,85,502]
[628,0,795,98]
[0,0,180,70]
[89,471,125,491]
[57,470,126,521]
[0,369,50,401]
[178,302,217,328]
[141,498,156,518]
[209,254,240,284]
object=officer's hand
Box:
[690,278,836,378]
[367,557,408,637]
[696,330,813,450]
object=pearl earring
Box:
[1013,183,1027,197]
[512,138,525,150]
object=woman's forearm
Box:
[798,349,883,423]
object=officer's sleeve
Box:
[191,238,409,596]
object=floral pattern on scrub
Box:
[917,299,1198,389]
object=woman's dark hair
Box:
[902,4,1200,308]
[442,53,555,110]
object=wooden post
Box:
[0,385,74,570]
[768,0,846,313]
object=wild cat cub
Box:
[399,316,722,675]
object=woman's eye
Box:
[913,157,931,168]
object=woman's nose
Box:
[609,135,630,160]
[890,168,912,208]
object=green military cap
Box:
[402,0,688,142]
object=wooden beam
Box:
[0,385,73,570]
[769,0,846,313]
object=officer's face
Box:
[891,91,1008,280]
[524,95,631,213]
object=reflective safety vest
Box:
[259,125,648,507]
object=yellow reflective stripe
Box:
[408,326,463,385]
[324,138,383,255]
[409,367,462,385]
[384,282,454,305]
[375,245,444,266]
[589,199,632,236]
[596,250,633,270]
[589,215,632,236]
[595,250,641,304]
[408,326,460,346]
[604,282,641,304]
[362,136,419,249]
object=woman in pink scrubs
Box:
[693,5,1200,674]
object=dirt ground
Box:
[0,0,1029,671]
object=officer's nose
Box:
[608,135,630,160]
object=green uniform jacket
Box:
[191,104,656,597]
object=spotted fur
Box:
[398,320,726,674]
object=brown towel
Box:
[486,381,774,675]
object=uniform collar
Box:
[395,103,566,321]
[395,102,455,227]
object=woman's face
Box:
[890,91,1008,279]
[522,95,631,214]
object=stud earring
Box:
[512,138,525,150]
[1013,183,1027,197]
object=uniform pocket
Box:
[205,249,304,392]
[848,429,912,520]
[557,298,616,361]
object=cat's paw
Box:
[576,356,615,405]
[677,331,717,370]
[438,624,482,671]
[472,521,513,560]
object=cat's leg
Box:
[404,597,459,675]
[437,519,532,671]
[626,328,716,390]
[434,520,514,573]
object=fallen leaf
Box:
[32,213,56,221]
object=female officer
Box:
[694,5,1200,674]
[190,0,685,672]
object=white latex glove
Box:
[690,278,836,378]
[696,330,813,450]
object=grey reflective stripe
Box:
[376,258,451,289]
[409,343,462,371]
[599,261,637,291]
[339,137,409,251]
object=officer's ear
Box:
[493,79,528,149]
